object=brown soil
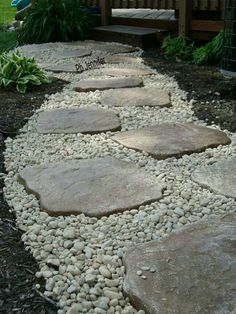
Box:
[0,78,68,314]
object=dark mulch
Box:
[0,78,68,314]
[142,48,236,133]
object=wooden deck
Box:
[86,1,224,40]
[110,7,223,40]
[112,9,176,21]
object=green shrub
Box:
[0,51,50,93]
[162,35,195,61]
[18,0,93,44]
[193,31,224,65]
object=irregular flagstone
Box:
[192,157,236,198]
[39,63,78,73]
[100,45,140,54]
[35,108,121,134]
[74,77,143,92]
[17,42,60,53]
[55,49,91,59]
[91,43,140,54]
[18,157,164,217]
[123,214,236,314]
[101,67,155,77]
[101,87,171,107]
[62,41,140,54]
[111,123,231,160]
[105,56,141,64]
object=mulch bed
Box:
[0,49,236,313]
[0,78,68,314]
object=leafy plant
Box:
[162,35,195,61]
[193,31,225,65]
[0,51,50,93]
[18,0,93,44]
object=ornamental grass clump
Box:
[161,35,195,61]
[0,51,50,93]
[18,0,93,44]
[193,30,225,65]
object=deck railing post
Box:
[179,0,192,36]
[100,0,111,26]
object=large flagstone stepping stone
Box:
[192,157,236,198]
[18,158,164,217]
[90,43,140,54]
[35,108,121,134]
[74,77,143,92]
[123,214,236,314]
[40,63,78,73]
[101,87,171,107]
[111,123,231,160]
[105,55,141,64]
[55,49,91,59]
[62,41,140,54]
[101,67,155,77]
[17,42,59,53]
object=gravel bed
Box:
[4,41,236,314]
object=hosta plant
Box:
[0,51,50,93]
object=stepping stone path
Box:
[123,214,236,314]
[101,67,155,77]
[111,123,231,160]
[35,108,121,134]
[192,157,236,198]
[55,49,92,59]
[105,55,141,64]
[10,40,236,314]
[101,87,171,107]
[74,77,143,92]
[18,157,164,217]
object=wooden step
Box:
[92,25,168,49]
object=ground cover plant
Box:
[18,0,94,44]
[162,31,225,65]
[0,51,50,93]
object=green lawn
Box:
[0,0,17,52]
[0,0,16,25]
